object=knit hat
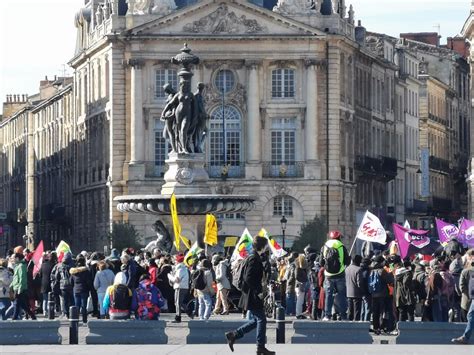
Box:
[175,253,184,263]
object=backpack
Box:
[296,267,307,283]
[136,284,160,320]
[111,284,131,310]
[59,266,71,289]
[368,271,383,294]
[192,269,207,291]
[232,259,246,291]
[325,246,341,274]
[468,271,474,300]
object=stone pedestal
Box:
[128,162,145,180]
[161,152,211,195]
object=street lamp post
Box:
[280,215,287,250]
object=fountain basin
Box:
[115,194,255,215]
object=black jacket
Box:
[369,262,393,298]
[345,263,364,298]
[394,267,417,307]
[70,266,93,294]
[40,260,53,294]
[238,252,264,312]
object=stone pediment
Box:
[128,0,323,37]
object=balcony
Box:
[381,156,398,181]
[262,161,304,178]
[429,156,450,173]
[355,155,382,176]
[207,163,245,179]
[431,197,452,212]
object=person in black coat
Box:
[225,237,275,355]
[70,255,93,322]
[345,255,364,321]
[40,253,53,316]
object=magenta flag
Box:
[458,219,474,248]
[435,218,459,245]
[32,240,44,278]
[393,223,440,259]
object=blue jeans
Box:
[61,290,74,317]
[198,293,212,320]
[285,292,296,315]
[74,292,89,320]
[324,277,347,319]
[236,308,266,347]
[362,295,372,322]
[42,292,49,315]
[463,299,474,340]
[432,297,449,322]
[0,298,11,320]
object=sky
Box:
[0,0,471,103]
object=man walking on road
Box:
[225,236,275,355]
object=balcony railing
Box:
[355,155,382,175]
[381,156,398,180]
[431,196,452,212]
[429,156,450,173]
[262,161,304,178]
[206,164,245,179]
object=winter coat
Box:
[238,252,264,312]
[284,262,296,294]
[168,263,189,290]
[394,267,417,308]
[54,261,74,292]
[196,268,215,297]
[369,262,393,298]
[40,260,53,294]
[157,264,174,300]
[345,263,364,298]
[94,269,115,294]
[131,279,165,320]
[70,266,93,294]
[0,266,13,299]
[460,267,474,311]
[215,259,231,290]
[11,260,27,294]
[359,263,370,297]
[412,265,428,301]
[148,266,158,286]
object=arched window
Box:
[208,105,242,177]
[271,68,295,98]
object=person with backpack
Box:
[295,254,308,319]
[70,255,93,322]
[214,256,231,315]
[284,253,298,316]
[94,260,115,318]
[369,255,393,334]
[194,259,215,320]
[132,274,165,320]
[54,252,74,318]
[103,272,133,320]
[452,249,474,344]
[321,230,350,321]
[167,253,189,323]
[345,255,364,321]
[225,236,275,355]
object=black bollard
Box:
[48,292,55,320]
[69,306,79,345]
[276,306,285,344]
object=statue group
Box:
[160,44,209,155]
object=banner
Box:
[32,240,44,278]
[55,240,71,262]
[355,211,387,245]
[458,218,474,248]
[435,218,459,245]
[231,228,253,261]
[393,223,440,259]
[204,214,218,246]
[170,194,182,251]
[184,242,203,267]
[258,228,287,258]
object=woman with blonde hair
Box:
[295,254,308,319]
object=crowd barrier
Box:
[0,320,62,345]
[186,320,259,344]
[291,321,373,344]
[85,319,168,344]
[396,321,468,344]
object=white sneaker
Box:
[322,317,330,321]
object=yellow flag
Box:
[204,214,218,246]
[170,194,181,251]
[181,235,191,250]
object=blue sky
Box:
[0,0,471,105]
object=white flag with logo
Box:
[355,211,387,244]
[403,220,411,229]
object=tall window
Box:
[154,120,170,176]
[273,196,293,217]
[155,69,178,98]
[271,68,295,98]
[209,105,242,177]
[215,69,235,94]
[270,118,296,175]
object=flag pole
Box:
[349,236,358,256]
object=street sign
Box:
[0,213,6,220]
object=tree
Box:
[292,216,328,252]
[107,222,142,251]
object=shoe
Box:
[322,317,330,321]
[172,315,181,323]
[296,315,307,320]
[451,336,468,345]
[213,309,222,315]
[221,311,230,315]
[225,331,236,352]
[257,346,276,355]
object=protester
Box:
[225,236,275,355]
[11,252,36,320]
[284,253,297,316]
[369,255,393,334]
[214,255,231,315]
[167,253,189,323]
[294,254,308,319]
[345,255,364,321]
[132,274,165,320]
[194,259,214,320]
[0,258,13,320]
[94,260,115,318]
[53,252,74,318]
[39,252,53,316]
[103,272,133,320]
[70,255,93,322]
[394,260,417,321]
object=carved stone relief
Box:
[273,0,313,15]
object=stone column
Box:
[305,60,318,162]
[246,61,261,163]
[26,112,36,249]
[129,59,145,180]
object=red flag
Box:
[32,240,44,278]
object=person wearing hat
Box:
[167,253,189,323]
[321,230,350,320]
[103,272,133,320]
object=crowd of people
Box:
[0,229,474,349]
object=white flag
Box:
[403,220,411,229]
[355,211,387,244]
